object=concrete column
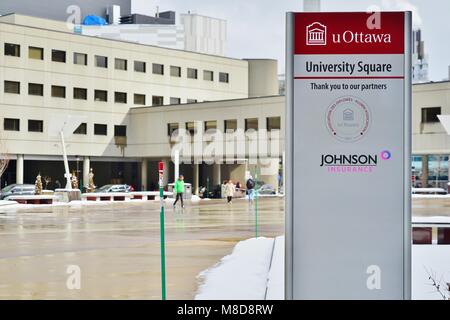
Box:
[282,152,286,193]
[213,163,221,186]
[141,158,148,191]
[16,154,24,184]
[162,158,170,186]
[421,155,429,187]
[193,164,199,195]
[83,156,90,190]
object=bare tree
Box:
[425,267,450,300]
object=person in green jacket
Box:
[173,175,185,208]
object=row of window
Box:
[3,118,127,137]
[167,117,281,136]
[4,43,230,83]
[3,81,197,106]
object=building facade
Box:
[82,12,227,56]
[0,14,279,192]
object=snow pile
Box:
[412,245,450,300]
[265,236,285,300]
[0,200,18,207]
[195,237,275,300]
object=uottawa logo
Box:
[306,21,392,46]
[306,22,327,46]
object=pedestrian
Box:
[225,180,235,204]
[173,175,185,208]
[246,175,255,204]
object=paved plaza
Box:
[0,198,284,299]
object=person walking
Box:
[173,175,185,208]
[246,175,255,205]
[225,180,235,204]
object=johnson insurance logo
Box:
[306,22,327,46]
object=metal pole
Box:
[60,131,72,190]
[255,168,259,238]
[206,176,209,199]
[158,163,166,300]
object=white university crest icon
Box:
[306,22,327,45]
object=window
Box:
[94,124,107,135]
[187,99,197,103]
[134,61,146,73]
[224,119,237,132]
[186,122,196,136]
[115,58,127,70]
[52,49,66,63]
[51,85,66,98]
[95,55,108,68]
[152,95,164,106]
[28,83,43,96]
[219,72,229,83]
[73,123,87,135]
[28,46,43,60]
[114,125,127,137]
[152,63,164,75]
[115,92,127,104]
[204,120,217,131]
[134,94,146,105]
[95,90,108,102]
[267,117,281,131]
[167,123,179,136]
[74,52,87,65]
[203,70,214,81]
[4,81,20,94]
[170,97,181,105]
[170,66,181,77]
[4,118,19,131]
[421,107,441,123]
[187,68,198,79]
[28,120,43,132]
[245,118,258,131]
[4,43,20,57]
[73,87,87,100]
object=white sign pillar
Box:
[286,11,411,299]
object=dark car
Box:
[95,184,132,193]
[1,184,35,199]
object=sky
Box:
[132,0,450,81]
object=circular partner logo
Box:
[325,96,371,142]
[380,150,391,160]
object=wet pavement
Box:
[0,198,284,299]
[412,198,450,218]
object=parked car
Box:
[95,184,132,193]
[0,184,35,199]
[257,184,276,195]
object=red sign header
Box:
[294,12,405,55]
[158,161,164,172]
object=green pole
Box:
[255,168,259,238]
[159,172,166,300]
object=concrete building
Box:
[0,0,132,22]
[412,29,429,83]
[82,12,227,56]
[0,14,280,192]
[81,24,185,51]
[412,81,450,188]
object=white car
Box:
[95,184,132,193]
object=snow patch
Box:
[195,237,275,300]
